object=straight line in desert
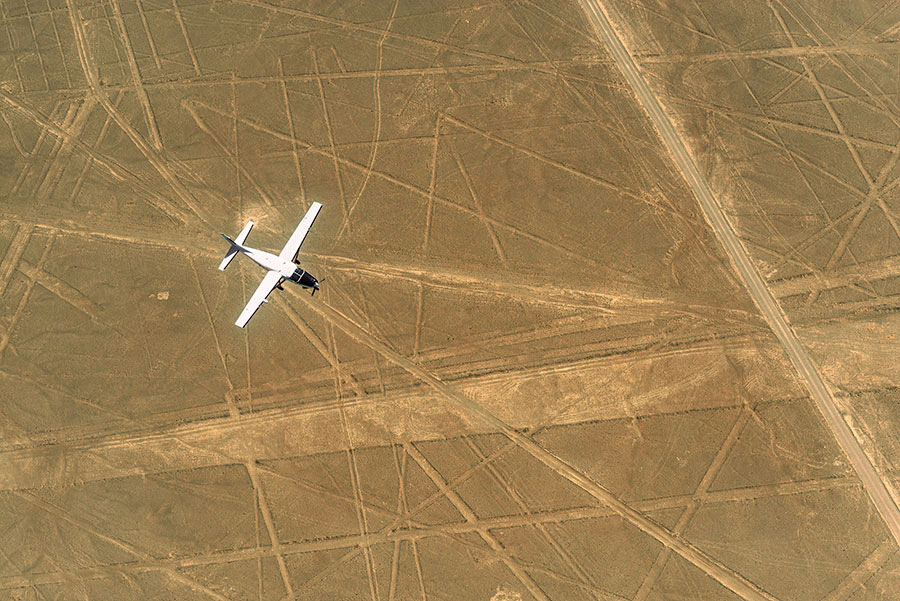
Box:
[6,213,893,309]
[633,403,753,600]
[770,254,900,298]
[463,435,606,595]
[636,41,900,64]
[16,256,90,319]
[820,537,898,601]
[0,475,863,594]
[0,90,194,226]
[672,95,896,152]
[242,0,566,74]
[404,441,551,601]
[758,53,900,131]
[108,0,162,150]
[0,224,33,298]
[24,100,87,204]
[9,100,65,197]
[183,98,614,270]
[134,60,610,90]
[13,491,233,601]
[578,0,900,553]
[286,282,780,601]
[35,58,622,96]
[0,325,776,461]
[66,0,212,228]
[0,215,742,322]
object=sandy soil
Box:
[0,1,896,599]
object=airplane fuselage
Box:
[237,244,319,289]
[219,202,323,327]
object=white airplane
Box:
[219,202,322,328]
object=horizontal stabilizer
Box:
[235,220,254,245]
[218,245,239,271]
[218,221,254,271]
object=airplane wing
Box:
[279,202,322,262]
[235,270,283,328]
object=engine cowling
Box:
[289,268,318,289]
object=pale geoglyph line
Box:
[633,405,754,600]
[278,56,307,204]
[0,474,863,593]
[449,142,508,264]
[283,284,780,601]
[191,256,297,599]
[820,538,897,601]
[770,255,900,298]
[387,446,406,601]
[578,0,900,560]
[403,442,552,601]
[0,224,33,298]
[109,0,162,150]
[462,437,608,598]
[170,0,200,75]
[311,50,350,237]
[13,491,233,601]
[332,0,399,248]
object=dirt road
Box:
[579,0,900,568]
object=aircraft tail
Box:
[218,221,254,271]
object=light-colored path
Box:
[578,0,900,549]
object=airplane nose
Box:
[297,270,318,289]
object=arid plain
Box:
[0,0,898,600]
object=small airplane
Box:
[219,202,322,328]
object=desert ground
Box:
[0,0,898,599]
